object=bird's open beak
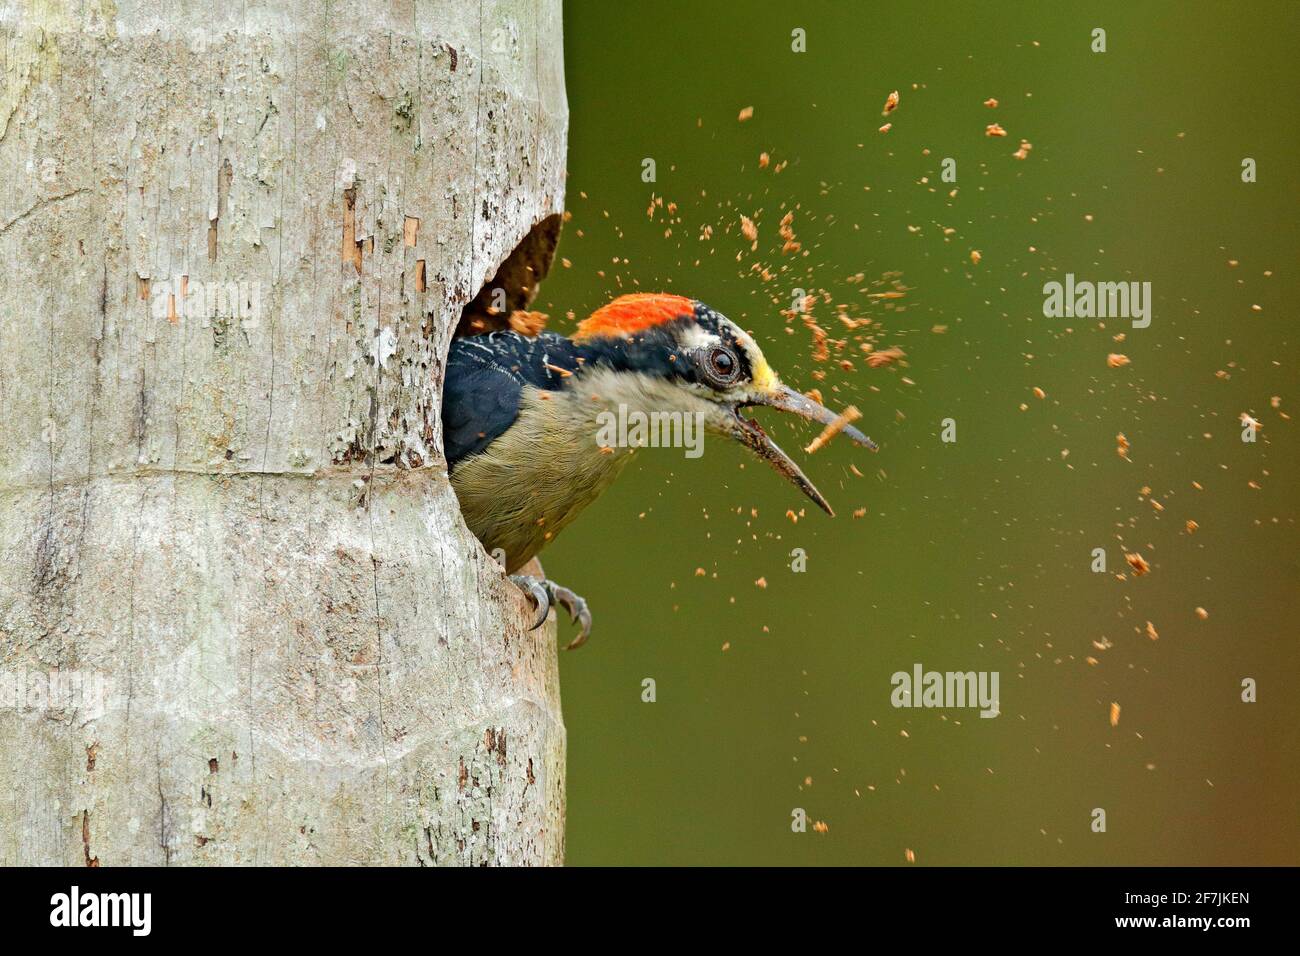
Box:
[726,385,877,517]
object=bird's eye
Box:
[702,346,740,386]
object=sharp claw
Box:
[554,588,580,624]
[564,606,593,651]
[511,575,592,648]
[510,575,551,630]
[526,582,550,630]
[551,586,592,650]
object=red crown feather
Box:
[573,293,695,342]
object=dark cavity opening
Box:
[456,212,563,338]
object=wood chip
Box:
[509,310,549,335]
[804,405,861,455]
[1124,552,1150,576]
[866,346,906,369]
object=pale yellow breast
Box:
[449,387,636,573]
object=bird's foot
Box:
[509,575,593,650]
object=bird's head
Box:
[572,293,877,515]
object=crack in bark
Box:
[0,188,89,236]
[81,809,100,867]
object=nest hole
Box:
[456,213,563,337]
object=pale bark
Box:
[0,0,568,865]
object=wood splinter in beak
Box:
[804,405,861,455]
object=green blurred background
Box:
[534,0,1298,865]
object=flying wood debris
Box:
[1125,552,1151,576]
[778,211,800,254]
[866,346,906,369]
[804,405,861,454]
[508,310,549,335]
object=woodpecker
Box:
[442,293,876,648]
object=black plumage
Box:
[442,308,752,469]
[442,331,584,469]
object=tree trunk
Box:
[0,0,568,865]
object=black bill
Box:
[728,386,877,516]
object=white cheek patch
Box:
[677,325,723,352]
[582,368,720,420]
